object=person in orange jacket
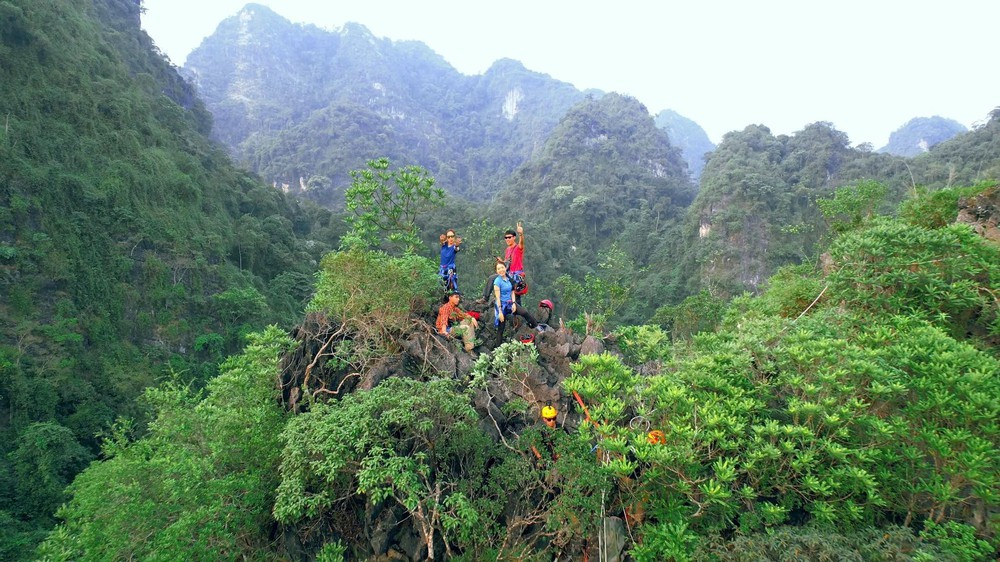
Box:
[436,290,478,352]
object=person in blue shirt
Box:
[492,261,539,344]
[439,229,461,291]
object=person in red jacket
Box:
[503,222,525,280]
[482,221,527,302]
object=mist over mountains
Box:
[182,3,715,205]
[185,4,979,211]
[878,116,968,157]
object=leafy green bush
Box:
[275,377,522,560]
[37,327,294,561]
[817,179,888,234]
[468,340,539,391]
[755,264,827,319]
[305,249,441,377]
[561,299,999,560]
[918,520,995,562]
[613,324,671,365]
[631,520,700,561]
[826,217,999,340]
[899,184,991,230]
[308,248,440,326]
[315,540,347,562]
[651,290,727,341]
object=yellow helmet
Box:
[541,406,557,420]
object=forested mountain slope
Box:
[655,108,717,180]
[485,94,695,322]
[39,185,1000,561]
[669,116,1000,299]
[673,122,895,297]
[908,108,1000,187]
[0,0,337,556]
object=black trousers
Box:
[495,302,537,342]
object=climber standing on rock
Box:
[503,222,526,298]
[482,222,527,303]
[492,261,539,346]
[438,229,462,292]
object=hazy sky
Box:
[141,1,999,148]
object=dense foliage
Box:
[38,327,295,561]
[3,0,999,560]
[275,377,521,560]
[42,185,1000,559]
[0,0,338,554]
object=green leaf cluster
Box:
[0,1,339,551]
[37,327,295,561]
[342,158,444,254]
[826,217,1000,340]
[275,377,523,559]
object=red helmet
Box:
[514,280,528,296]
[539,299,553,310]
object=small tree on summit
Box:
[342,158,445,254]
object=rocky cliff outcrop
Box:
[276,303,621,561]
[957,184,1000,243]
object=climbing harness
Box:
[439,266,458,292]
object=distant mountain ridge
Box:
[183,3,712,205]
[655,109,716,180]
[492,93,696,306]
[878,116,967,157]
